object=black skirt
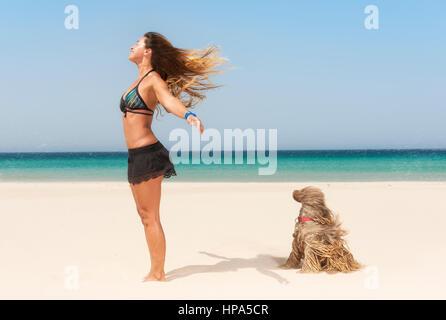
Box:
[127,140,177,184]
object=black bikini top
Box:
[120,69,155,117]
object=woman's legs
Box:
[129,175,166,281]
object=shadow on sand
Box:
[165,251,291,284]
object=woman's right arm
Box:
[152,76,204,134]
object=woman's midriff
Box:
[122,113,159,149]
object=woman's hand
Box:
[186,115,204,134]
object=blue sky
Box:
[0,0,445,151]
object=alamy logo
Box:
[64,265,79,290]
[169,128,278,175]
[364,5,379,30]
[64,5,79,30]
[363,265,379,289]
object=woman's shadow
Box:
[165,251,290,284]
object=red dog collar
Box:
[298,217,313,222]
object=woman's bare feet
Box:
[142,271,166,282]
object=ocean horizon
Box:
[1,148,446,182]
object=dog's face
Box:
[293,186,325,205]
[293,186,333,223]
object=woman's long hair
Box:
[144,32,230,118]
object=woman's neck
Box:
[136,59,153,76]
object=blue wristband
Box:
[185,112,197,120]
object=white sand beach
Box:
[1,181,445,299]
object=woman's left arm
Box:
[152,76,204,134]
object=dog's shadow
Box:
[165,251,291,284]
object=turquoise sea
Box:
[0,149,446,182]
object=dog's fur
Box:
[280,186,362,273]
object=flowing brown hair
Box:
[143,32,231,119]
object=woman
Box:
[120,32,227,282]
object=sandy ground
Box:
[0,181,445,299]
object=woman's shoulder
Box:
[141,72,168,93]
[140,70,164,87]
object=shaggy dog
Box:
[279,186,362,273]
